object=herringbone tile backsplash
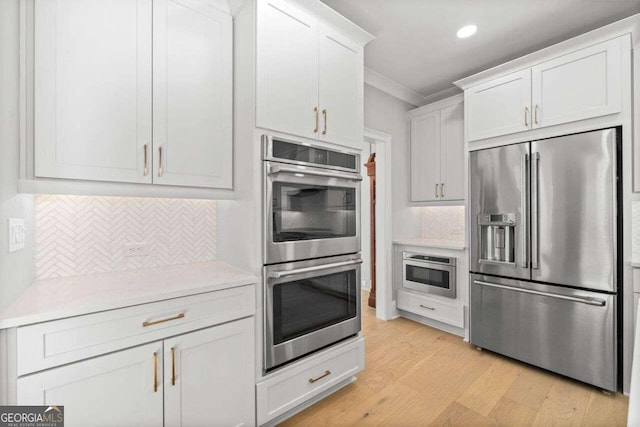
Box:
[420,206,465,244]
[35,195,217,280]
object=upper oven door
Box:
[264,161,361,264]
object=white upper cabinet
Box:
[466,69,532,142]
[256,0,370,148]
[318,24,363,146]
[256,0,319,140]
[410,96,464,203]
[463,37,624,143]
[531,38,622,129]
[439,103,465,201]
[410,111,441,202]
[34,0,153,184]
[33,0,232,190]
[153,0,233,188]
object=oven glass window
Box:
[272,140,356,170]
[272,183,356,242]
[272,270,357,345]
[406,265,450,289]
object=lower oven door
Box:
[264,161,361,264]
[264,254,362,371]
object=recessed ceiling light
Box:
[457,24,477,39]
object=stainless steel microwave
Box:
[402,252,457,298]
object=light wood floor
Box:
[281,301,629,426]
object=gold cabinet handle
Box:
[534,104,539,124]
[309,370,331,383]
[435,183,439,198]
[322,109,327,135]
[171,347,176,386]
[143,144,149,176]
[524,107,529,127]
[441,183,445,198]
[158,146,164,177]
[313,107,319,133]
[420,304,435,311]
[142,313,185,327]
[153,352,158,392]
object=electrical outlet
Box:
[123,242,149,257]
[8,218,26,253]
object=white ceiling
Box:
[320,0,640,99]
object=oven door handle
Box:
[268,165,363,181]
[268,259,363,279]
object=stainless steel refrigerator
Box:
[469,128,620,391]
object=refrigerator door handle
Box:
[531,152,540,269]
[473,280,606,306]
[521,153,529,268]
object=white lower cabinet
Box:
[18,341,164,427]
[12,288,256,427]
[256,337,364,425]
[164,318,255,427]
[397,290,464,329]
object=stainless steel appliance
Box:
[402,252,456,298]
[469,128,620,391]
[264,254,362,370]
[263,136,362,265]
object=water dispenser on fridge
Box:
[477,213,516,265]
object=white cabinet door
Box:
[318,23,362,146]
[17,342,163,427]
[153,0,232,188]
[410,111,441,202]
[256,0,319,139]
[440,103,465,201]
[34,0,152,183]
[466,69,531,141]
[531,38,622,129]
[164,318,255,427]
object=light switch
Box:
[8,218,26,253]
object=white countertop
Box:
[629,305,640,426]
[393,238,466,251]
[0,261,257,329]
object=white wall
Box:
[0,0,36,311]
[363,85,419,240]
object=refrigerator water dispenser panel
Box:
[478,213,516,264]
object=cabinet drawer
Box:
[17,284,255,376]
[256,336,364,425]
[397,290,464,328]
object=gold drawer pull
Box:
[420,304,435,311]
[142,313,185,327]
[322,109,327,135]
[171,347,176,386]
[153,352,158,392]
[309,370,331,383]
[143,144,149,176]
[314,106,319,133]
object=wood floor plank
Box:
[489,396,538,426]
[281,294,629,426]
[456,356,521,416]
[429,402,497,426]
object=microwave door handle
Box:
[268,165,363,181]
[268,259,363,279]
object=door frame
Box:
[364,128,394,320]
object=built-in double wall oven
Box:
[262,136,362,371]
